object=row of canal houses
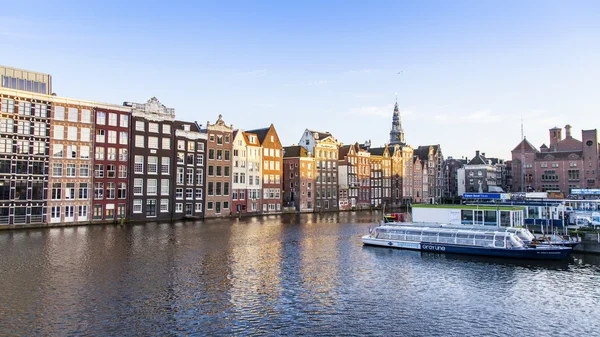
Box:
[283,130,444,213]
[0,66,444,226]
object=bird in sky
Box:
[397,71,403,74]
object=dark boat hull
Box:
[362,236,572,260]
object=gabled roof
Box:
[174,120,201,133]
[243,131,260,146]
[244,126,270,144]
[511,138,538,153]
[283,145,309,158]
[468,153,487,165]
[368,146,390,157]
[308,130,333,140]
[338,144,352,159]
[540,143,548,149]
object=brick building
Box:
[205,115,233,217]
[283,145,315,212]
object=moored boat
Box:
[382,221,580,248]
[362,225,572,260]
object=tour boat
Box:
[362,225,572,260]
[382,221,580,248]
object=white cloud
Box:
[345,69,374,75]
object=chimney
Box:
[565,124,572,138]
[482,152,486,157]
[476,150,480,157]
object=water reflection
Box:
[0,213,599,336]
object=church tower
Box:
[389,97,405,145]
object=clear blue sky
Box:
[2,0,599,160]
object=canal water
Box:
[1,212,599,336]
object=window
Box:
[187,141,195,152]
[232,189,238,200]
[79,164,89,177]
[67,108,78,122]
[96,111,106,124]
[79,183,88,200]
[216,166,222,176]
[66,145,77,159]
[177,153,184,164]
[135,135,144,147]
[177,140,185,150]
[223,201,229,209]
[106,182,116,199]
[186,188,193,199]
[216,182,222,196]
[161,179,169,195]
[207,202,213,210]
[196,169,203,185]
[118,165,127,178]
[107,147,116,161]
[148,136,158,149]
[135,121,145,131]
[81,109,91,123]
[146,200,156,217]
[195,203,202,212]
[108,113,118,126]
[108,130,117,144]
[60,183,75,201]
[94,182,104,199]
[133,179,143,195]
[177,168,184,184]
[225,166,230,177]
[80,128,90,142]
[134,156,144,173]
[117,182,127,199]
[107,164,116,178]
[53,144,64,158]
[120,114,129,127]
[163,124,171,134]
[147,157,158,174]
[225,151,230,161]
[186,168,194,185]
[66,164,76,177]
[133,200,142,213]
[195,189,203,200]
[53,125,64,140]
[149,123,159,133]
[208,182,214,196]
[94,164,104,178]
[95,147,105,160]
[196,154,204,166]
[162,138,170,150]
[51,183,62,200]
[95,129,106,143]
[197,142,205,152]
[54,106,65,121]
[176,188,184,199]
[147,179,157,195]
[175,203,183,213]
[217,135,223,145]
[0,119,13,133]
[208,149,215,160]
[119,148,128,161]
[161,157,170,174]
[52,163,63,177]
[160,199,169,212]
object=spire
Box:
[389,97,405,145]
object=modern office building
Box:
[0,66,52,95]
[0,88,51,225]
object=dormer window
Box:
[183,125,190,131]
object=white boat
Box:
[362,225,572,260]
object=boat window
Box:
[461,210,474,225]
[528,206,540,219]
[494,236,505,248]
[500,211,511,226]
[484,210,496,225]
[474,210,484,225]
